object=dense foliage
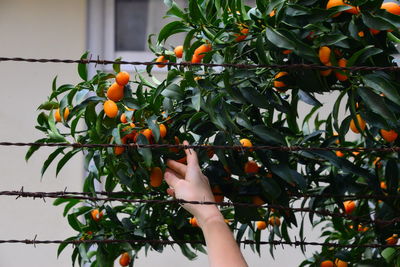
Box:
[27,0,400,266]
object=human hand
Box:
[164,141,222,227]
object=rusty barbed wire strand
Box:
[5,188,398,200]
[1,190,399,226]
[0,237,398,248]
[1,56,400,72]
[1,141,400,153]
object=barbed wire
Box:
[1,189,399,226]
[1,141,400,153]
[0,236,398,248]
[1,56,400,72]
[4,188,398,200]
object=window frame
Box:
[87,0,159,73]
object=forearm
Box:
[200,211,248,267]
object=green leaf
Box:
[318,34,347,46]
[52,76,58,91]
[161,83,184,100]
[265,27,296,50]
[56,149,81,176]
[158,21,189,43]
[306,150,378,189]
[252,125,285,145]
[57,237,77,258]
[25,138,47,161]
[382,247,397,263]
[122,98,142,110]
[256,35,270,64]
[362,13,396,31]
[239,87,270,109]
[113,57,121,73]
[78,244,89,263]
[362,73,400,106]
[67,213,83,231]
[188,0,206,23]
[298,90,322,107]
[137,134,152,167]
[387,31,400,43]
[357,87,396,121]
[266,28,318,61]
[260,178,282,200]
[191,88,201,112]
[111,127,122,145]
[84,102,97,127]
[47,110,66,142]
[385,159,399,194]
[78,52,89,81]
[147,115,160,142]
[235,113,253,130]
[166,1,186,18]
[41,147,65,177]
[50,84,75,100]
[234,205,262,223]
[38,101,59,110]
[270,164,306,190]
[179,244,198,260]
[347,46,383,67]
[62,199,81,217]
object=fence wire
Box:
[4,188,399,200]
[0,237,398,249]
[1,56,400,72]
[1,141,400,153]
[1,190,399,226]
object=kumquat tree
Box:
[26,0,400,266]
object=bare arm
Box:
[164,141,248,267]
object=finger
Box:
[166,188,175,198]
[164,168,183,188]
[166,159,187,177]
[183,140,199,167]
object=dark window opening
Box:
[115,0,149,51]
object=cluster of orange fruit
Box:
[256,216,281,230]
[318,46,348,81]
[326,1,400,34]
[104,71,130,118]
[54,107,70,122]
[102,71,169,158]
[320,259,348,267]
[348,113,398,143]
[155,43,213,67]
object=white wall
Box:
[0,0,86,266]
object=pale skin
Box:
[164,141,248,267]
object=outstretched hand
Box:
[164,141,221,227]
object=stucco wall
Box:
[0,1,86,266]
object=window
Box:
[115,0,149,51]
[87,0,187,72]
